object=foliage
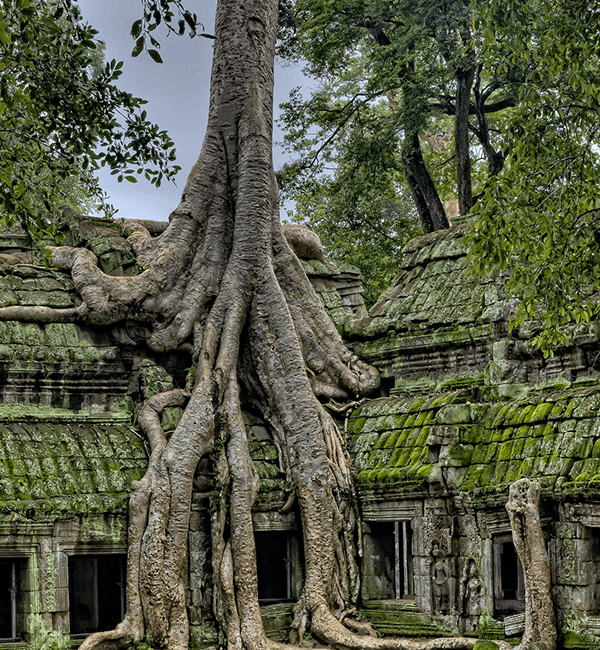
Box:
[276,0,518,300]
[278,78,422,304]
[0,0,180,242]
[279,0,600,350]
[130,0,215,62]
[467,0,600,353]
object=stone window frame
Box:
[0,559,21,641]
[555,504,600,620]
[252,511,302,604]
[492,532,525,616]
[477,508,555,616]
[361,500,421,602]
[60,541,128,638]
[68,554,127,638]
[0,542,34,643]
[393,520,414,598]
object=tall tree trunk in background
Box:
[402,131,449,232]
[506,479,557,650]
[454,67,475,216]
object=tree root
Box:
[506,479,556,650]
[311,603,494,650]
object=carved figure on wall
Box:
[432,541,451,613]
[459,558,481,617]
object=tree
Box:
[279,0,600,351]
[467,0,600,354]
[287,175,421,307]
[506,479,556,650]
[278,95,422,305]
[0,1,496,650]
[0,0,180,243]
[277,0,520,235]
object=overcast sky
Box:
[77,0,307,222]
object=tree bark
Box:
[506,479,556,650]
[402,131,449,232]
[454,67,475,216]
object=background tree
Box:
[277,0,520,242]
[467,0,600,354]
[278,80,422,304]
[0,0,180,243]
[278,0,600,340]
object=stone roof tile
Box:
[350,385,600,503]
[0,421,147,514]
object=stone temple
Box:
[1,212,600,648]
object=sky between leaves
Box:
[77,0,306,222]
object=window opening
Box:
[255,531,293,603]
[368,521,413,599]
[0,560,18,641]
[493,534,524,616]
[69,555,125,636]
[591,528,600,615]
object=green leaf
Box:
[148,49,163,64]
[130,19,143,39]
[132,36,144,57]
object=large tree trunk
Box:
[0,1,497,649]
[506,479,556,650]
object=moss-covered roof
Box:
[349,383,600,503]
[357,224,492,338]
[0,418,147,516]
[348,221,600,402]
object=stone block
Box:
[554,537,598,585]
[413,575,432,613]
[54,587,69,613]
[424,500,449,516]
[55,552,68,590]
[435,404,472,425]
[189,587,204,607]
[413,555,432,578]
[53,611,70,634]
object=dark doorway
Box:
[255,532,292,602]
[367,521,413,599]
[0,560,18,640]
[69,555,125,635]
[493,534,525,616]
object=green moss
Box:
[416,464,433,480]
[526,402,554,422]
[562,631,600,649]
[384,430,402,449]
[473,641,503,650]
[189,623,219,650]
[476,611,505,640]
[436,403,472,425]
[414,410,433,427]
[360,600,452,637]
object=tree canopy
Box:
[468,0,600,353]
[277,0,519,230]
[0,0,181,242]
[278,0,600,342]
